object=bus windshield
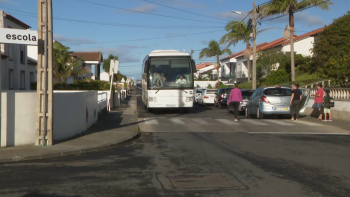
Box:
[148,57,193,89]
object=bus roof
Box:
[149,50,190,57]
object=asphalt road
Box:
[1,91,350,197]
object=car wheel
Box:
[245,107,251,118]
[218,102,223,109]
[257,106,264,119]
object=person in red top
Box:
[311,83,324,120]
[227,83,243,122]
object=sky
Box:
[0,0,349,80]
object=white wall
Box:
[194,81,228,88]
[282,37,315,56]
[100,71,109,82]
[1,90,109,147]
[53,91,98,141]
[305,98,350,112]
[1,91,36,147]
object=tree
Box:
[220,19,272,82]
[259,0,332,81]
[103,54,119,73]
[312,12,350,87]
[199,40,232,82]
[53,42,86,84]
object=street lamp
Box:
[231,5,258,90]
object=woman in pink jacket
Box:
[227,83,243,121]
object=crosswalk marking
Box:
[217,119,239,125]
[144,118,159,125]
[290,121,321,126]
[192,118,212,125]
[240,119,268,125]
[169,118,185,124]
[264,120,293,126]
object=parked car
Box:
[193,88,207,104]
[214,88,232,108]
[227,89,254,114]
[245,86,310,119]
[198,89,218,105]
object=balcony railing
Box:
[310,88,350,100]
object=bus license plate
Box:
[274,107,288,111]
[166,104,176,107]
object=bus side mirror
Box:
[191,60,196,72]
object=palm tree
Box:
[103,54,119,73]
[220,19,272,82]
[259,0,332,81]
[199,40,232,81]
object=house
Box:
[195,62,222,79]
[0,10,37,90]
[220,27,325,82]
[70,52,103,83]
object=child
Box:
[323,90,332,121]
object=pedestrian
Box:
[311,83,324,120]
[290,83,302,121]
[323,90,332,122]
[227,83,243,122]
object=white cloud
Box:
[80,47,140,63]
[53,34,95,45]
[153,0,206,9]
[265,12,325,27]
[201,40,209,45]
[213,11,251,20]
[0,0,14,4]
[126,4,157,13]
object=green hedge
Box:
[54,80,111,90]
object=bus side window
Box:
[144,60,149,73]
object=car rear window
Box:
[206,90,217,94]
[196,89,203,93]
[263,88,291,96]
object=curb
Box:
[0,130,141,164]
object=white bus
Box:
[142,50,196,112]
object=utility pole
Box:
[36,0,53,146]
[252,2,257,90]
[190,49,194,59]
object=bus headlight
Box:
[149,97,157,102]
[186,97,193,102]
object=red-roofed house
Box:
[220,27,325,81]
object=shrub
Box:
[238,82,252,89]
[207,83,213,89]
[264,69,289,86]
[54,80,111,90]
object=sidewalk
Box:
[301,115,350,131]
[0,89,140,163]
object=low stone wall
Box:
[302,98,350,120]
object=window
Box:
[30,72,35,83]
[148,57,193,89]
[20,71,25,89]
[242,90,254,99]
[263,88,291,96]
[20,45,25,64]
[9,69,14,89]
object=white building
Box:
[0,11,37,90]
[220,27,325,82]
[100,71,109,82]
[70,52,103,83]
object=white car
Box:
[198,89,218,105]
[193,88,207,104]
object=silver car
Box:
[193,88,207,104]
[245,86,310,119]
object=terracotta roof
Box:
[220,42,269,61]
[4,13,31,29]
[196,62,213,70]
[71,52,103,62]
[272,27,325,47]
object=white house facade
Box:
[220,27,325,82]
[0,11,37,90]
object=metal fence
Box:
[310,88,350,100]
